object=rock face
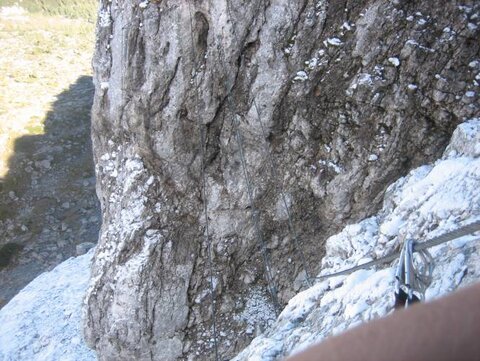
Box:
[84,0,479,360]
[234,118,480,360]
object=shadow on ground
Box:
[0,75,100,308]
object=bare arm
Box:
[285,282,480,361]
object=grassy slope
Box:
[0,1,97,284]
[0,12,95,172]
[0,2,95,188]
[0,0,98,22]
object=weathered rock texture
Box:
[85,0,480,360]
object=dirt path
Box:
[0,6,100,307]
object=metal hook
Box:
[395,239,423,309]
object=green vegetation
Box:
[25,116,44,135]
[0,9,95,50]
[0,0,98,22]
[0,242,24,269]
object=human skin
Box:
[285,283,480,361]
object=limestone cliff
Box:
[84,0,479,360]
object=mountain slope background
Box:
[0,1,99,307]
[0,0,97,22]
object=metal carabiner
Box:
[413,248,434,300]
[394,240,407,310]
[395,239,421,309]
[395,235,407,290]
[404,239,420,308]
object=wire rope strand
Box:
[224,0,314,287]
[315,220,480,281]
[251,99,314,287]
[414,219,480,251]
[233,115,282,313]
[214,7,281,313]
[186,2,220,360]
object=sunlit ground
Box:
[0,5,94,177]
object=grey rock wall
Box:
[84,0,479,360]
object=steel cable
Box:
[186,2,219,359]
[224,0,314,287]
[315,220,480,282]
[215,4,282,314]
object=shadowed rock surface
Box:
[84,0,479,360]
